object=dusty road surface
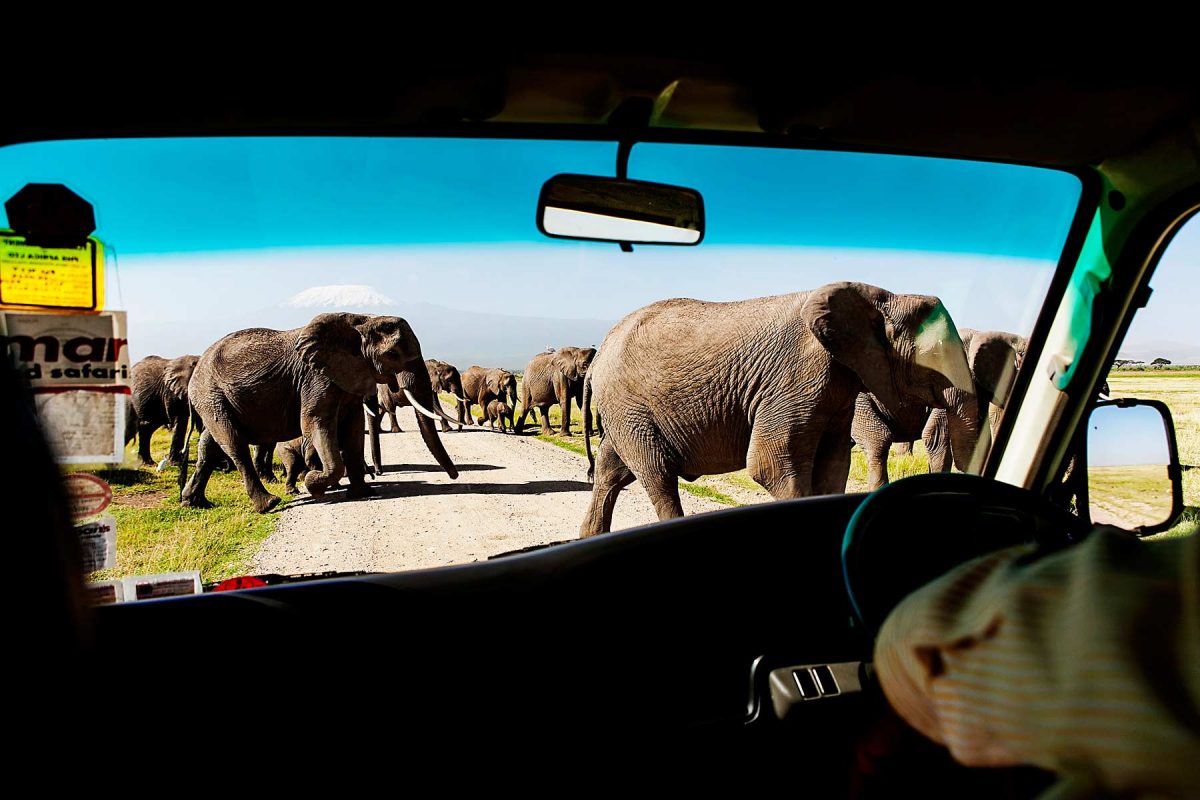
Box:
[252,408,754,574]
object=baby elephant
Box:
[276,437,321,494]
[483,400,512,433]
[276,437,378,494]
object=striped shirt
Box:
[875,528,1200,798]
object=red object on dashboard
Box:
[212,576,268,592]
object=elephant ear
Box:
[295,312,378,395]
[970,332,1024,407]
[162,356,198,401]
[551,351,577,380]
[801,282,903,415]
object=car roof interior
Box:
[10,56,1198,778]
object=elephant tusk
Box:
[404,389,448,422]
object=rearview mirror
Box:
[537,174,704,245]
[1086,399,1183,534]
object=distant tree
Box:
[1152,357,1171,365]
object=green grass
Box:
[74,428,288,584]
[1107,371,1198,539]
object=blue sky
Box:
[1,136,1192,363]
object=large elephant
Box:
[377,359,467,433]
[181,313,459,513]
[515,346,597,436]
[125,354,201,468]
[852,328,1026,489]
[580,282,980,537]
[461,366,518,430]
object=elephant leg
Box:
[514,406,529,434]
[860,434,892,492]
[255,444,278,483]
[181,430,224,509]
[555,379,572,436]
[538,405,553,436]
[386,410,402,433]
[814,409,856,495]
[136,422,156,466]
[636,469,685,522]
[303,419,347,499]
[216,429,279,514]
[893,441,914,456]
[168,412,189,466]
[279,447,301,494]
[580,437,636,538]
[923,409,952,472]
[342,408,372,499]
[747,425,816,499]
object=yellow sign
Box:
[0,231,105,313]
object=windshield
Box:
[0,137,1082,599]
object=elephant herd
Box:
[124,281,1026,541]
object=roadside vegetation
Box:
[76,428,287,584]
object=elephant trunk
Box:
[943,386,984,475]
[399,366,459,480]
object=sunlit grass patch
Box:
[74,428,289,584]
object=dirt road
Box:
[252,408,749,574]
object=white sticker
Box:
[120,572,202,602]
[85,580,124,605]
[1,310,131,464]
[76,514,117,572]
[34,390,126,463]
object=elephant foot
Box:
[139,458,155,468]
[345,483,376,500]
[180,494,213,510]
[252,493,281,514]
[284,483,298,495]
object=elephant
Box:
[276,436,320,494]
[580,282,980,537]
[276,435,378,494]
[180,313,459,513]
[125,354,205,468]
[515,346,598,436]
[851,328,1027,490]
[377,359,467,433]
[461,366,518,428]
[482,399,512,432]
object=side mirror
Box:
[537,174,704,245]
[1086,399,1184,534]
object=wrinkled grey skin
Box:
[852,328,1025,489]
[461,366,518,429]
[125,354,201,467]
[276,436,320,494]
[580,282,980,537]
[515,346,598,436]
[482,399,512,432]
[377,359,466,433]
[181,313,458,513]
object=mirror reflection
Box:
[539,174,703,244]
[1088,403,1174,530]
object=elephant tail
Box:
[177,404,198,500]
[583,372,595,483]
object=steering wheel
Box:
[842,473,1089,638]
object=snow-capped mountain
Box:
[281,284,396,308]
